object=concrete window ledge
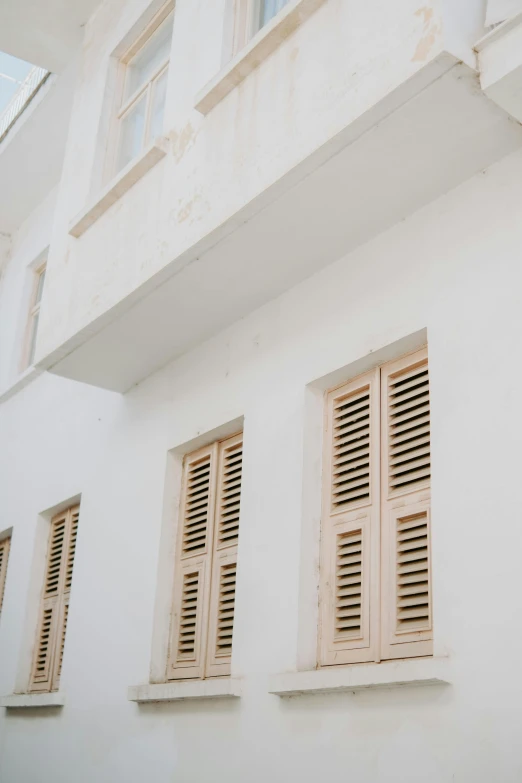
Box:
[2,692,65,708]
[268,657,450,697]
[128,678,241,703]
[68,136,169,238]
[195,0,327,115]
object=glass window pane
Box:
[124,15,173,101]
[148,69,168,142]
[116,94,146,173]
[257,0,288,31]
[34,266,46,305]
[27,312,39,366]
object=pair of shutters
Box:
[0,536,11,613]
[168,433,243,679]
[30,506,79,692]
[320,348,432,665]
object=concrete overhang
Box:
[0,62,78,236]
[0,0,101,73]
[41,57,522,392]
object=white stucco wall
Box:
[1,142,522,781]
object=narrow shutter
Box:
[30,506,80,692]
[51,506,79,688]
[0,536,11,613]
[206,433,243,677]
[319,369,380,666]
[168,444,218,679]
[380,348,432,659]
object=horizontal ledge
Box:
[195,0,326,115]
[128,678,241,703]
[474,12,522,51]
[2,692,65,708]
[269,657,450,697]
[68,137,169,238]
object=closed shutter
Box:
[168,444,218,679]
[319,369,380,666]
[380,348,432,659]
[30,506,80,692]
[206,434,243,677]
[0,536,11,613]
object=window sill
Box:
[195,0,327,115]
[2,692,65,709]
[68,136,169,238]
[128,678,241,703]
[268,657,450,697]
[0,365,43,405]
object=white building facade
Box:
[1,0,522,780]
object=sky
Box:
[0,52,34,114]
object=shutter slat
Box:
[334,531,363,640]
[215,562,236,656]
[32,600,58,684]
[396,512,430,631]
[331,386,371,511]
[64,511,79,592]
[217,439,242,548]
[176,571,200,661]
[182,455,212,557]
[388,361,430,493]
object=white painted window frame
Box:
[107,1,174,180]
[232,0,288,55]
[21,260,46,371]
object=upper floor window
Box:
[319,348,432,666]
[23,261,46,369]
[114,10,174,175]
[233,0,290,53]
[254,0,289,33]
[168,433,243,680]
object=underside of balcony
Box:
[40,57,522,392]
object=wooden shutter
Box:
[206,433,243,677]
[319,370,380,666]
[0,536,11,614]
[380,348,432,659]
[168,444,218,679]
[30,506,80,692]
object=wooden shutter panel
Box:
[319,370,380,666]
[51,506,79,688]
[30,506,80,692]
[206,434,243,677]
[380,348,432,660]
[0,536,11,613]
[168,444,218,679]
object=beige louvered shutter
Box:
[52,507,79,686]
[168,444,218,679]
[319,369,380,666]
[0,536,11,613]
[380,348,432,660]
[206,433,243,677]
[30,506,80,692]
